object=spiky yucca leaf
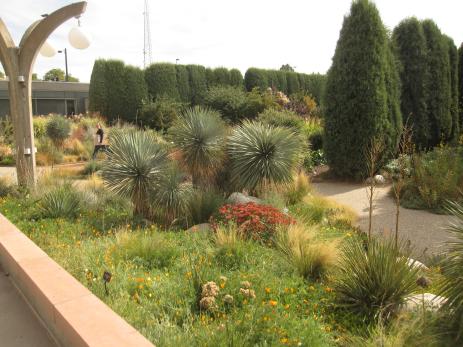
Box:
[39,183,81,218]
[152,164,194,226]
[438,201,463,338]
[102,128,168,217]
[228,121,301,191]
[169,106,226,185]
[334,237,419,322]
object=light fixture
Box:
[39,40,56,57]
[68,16,91,49]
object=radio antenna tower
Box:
[143,0,152,67]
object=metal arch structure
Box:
[0,2,87,187]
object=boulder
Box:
[403,293,447,312]
[365,174,386,185]
[227,192,262,205]
[186,223,212,233]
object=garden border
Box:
[0,213,154,347]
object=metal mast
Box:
[143,0,152,67]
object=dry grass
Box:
[304,194,358,227]
[276,224,338,280]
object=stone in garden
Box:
[374,174,385,184]
[186,223,212,233]
[406,258,429,271]
[227,192,262,205]
[403,293,447,312]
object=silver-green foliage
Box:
[39,184,81,218]
[102,128,168,217]
[438,201,463,338]
[334,237,419,322]
[169,106,226,184]
[227,121,301,191]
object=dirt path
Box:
[313,182,454,261]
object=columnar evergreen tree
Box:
[104,60,126,121]
[145,63,180,101]
[229,69,244,87]
[212,67,231,86]
[244,68,268,91]
[324,0,401,179]
[286,72,300,95]
[445,36,460,141]
[175,65,191,103]
[392,18,430,148]
[121,66,147,122]
[276,71,288,94]
[88,59,108,116]
[422,20,452,145]
[186,65,207,105]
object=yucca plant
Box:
[227,121,301,193]
[438,201,463,339]
[38,183,82,218]
[169,106,226,186]
[101,128,168,218]
[152,164,194,227]
[334,237,419,322]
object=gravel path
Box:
[313,182,454,260]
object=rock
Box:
[407,258,429,271]
[186,223,212,233]
[365,175,386,185]
[227,192,262,205]
[403,293,447,312]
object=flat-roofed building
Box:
[0,80,89,117]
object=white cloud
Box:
[0,0,462,82]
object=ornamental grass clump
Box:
[38,183,82,219]
[212,202,294,241]
[276,224,338,280]
[334,237,419,322]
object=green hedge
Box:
[244,68,326,104]
[145,63,180,101]
[186,64,207,105]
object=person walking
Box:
[92,123,106,159]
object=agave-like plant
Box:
[102,128,168,218]
[152,164,194,227]
[39,183,81,219]
[227,121,301,192]
[438,201,463,339]
[169,106,226,186]
[334,237,419,322]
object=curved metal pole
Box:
[0,2,87,187]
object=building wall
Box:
[0,80,89,117]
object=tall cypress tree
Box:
[392,18,429,148]
[444,36,460,141]
[229,69,244,87]
[104,60,126,122]
[422,20,452,145]
[144,63,180,101]
[121,65,147,122]
[324,0,401,179]
[458,43,463,134]
[186,65,207,105]
[175,65,191,103]
[88,59,108,116]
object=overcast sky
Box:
[1,0,462,83]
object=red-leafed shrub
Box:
[211,202,294,241]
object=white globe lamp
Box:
[39,41,56,57]
[68,26,91,49]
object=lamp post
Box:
[0,2,88,187]
[58,48,69,82]
[176,58,179,65]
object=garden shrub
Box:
[210,67,231,87]
[204,86,247,123]
[81,160,102,175]
[257,108,303,129]
[0,177,16,197]
[334,237,419,322]
[276,224,338,280]
[175,65,191,103]
[33,116,48,138]
[188,189,225,226]
[211,202,294,242]
[286,72,300,95]
[139,96,183,131]
[88,59,108,116]
[38,183,82,219]
[229,68,244,87]
[46,115,71,147]
[145,63,180,101]
[324,0,401,179]
[244,68,268,92]
[243,88,278,119]
[186,64,207,104]
[401,146,463,212]
[120,65,148,122]
[228,121,302,192]
[114,231,178,269]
